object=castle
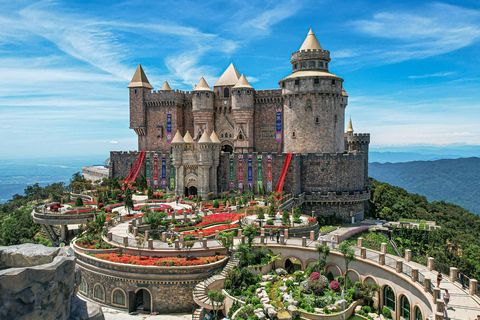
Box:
[110,29,371,222]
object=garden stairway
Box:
[192,257,239,314]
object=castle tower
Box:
[279,29,346,154]
[232,74,255,153]
[197,131,213,198]
[345,119,370,183]
[171,130,185,195]
[127,64,153,151]
[209,131,221,196]
[192,77,214,140]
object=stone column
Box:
[261,228,265,237]
[145,230,149,239]
[470,279,478,295]
[137,216,142,225]
[310,230,315,241]
[107,232,112,241]
[450,267,458,282]
[175,239,180,250]
[379,254,385,266]
[424,278,431,292]
[260,235,265,244]
[412,269,418,282]
[161,232,167,242]
[238,229,242,238]
[284,229,289,239]
[436,300,444,314]
[302,237,306,247]
[203,239,208,248]
[361,248,366,259]
[405,249,412,262]
[433,288,441,304]
[133,227,138,237]
[123,236,128,246]
[215,230,220,240]
[280,235,285,245]
[396,260,402,273]
[334,234,339,245]
[322,239,328,247]
[427,257,435,271]
[198,232,203,242]
[357,237,363,247]
[179,232,185,242]
[241,235,245,245]
[381,243,387,254]
[148,239,153,250]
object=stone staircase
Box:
[192,307,204,320]
[192,257,239,314]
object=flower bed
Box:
[108,203,125,209]
[183,224,239,237]
[175,213,240,231]
[65,207,97,214]
[94,253,225,266]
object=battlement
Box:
[219,151,363,160]
[304,189,370,203]
[110,150,140,155]
[291,49,331,62]
[254,89,282,97]
[346,133,370,144]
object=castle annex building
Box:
[111,29,371,221]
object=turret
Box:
[192,77,214,139]
[127,64,153,149]
[232,74,254,110]
[280,29,346,154]
[345,119,370,183]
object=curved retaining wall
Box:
[32,210,94,225]
[73,244,228,313]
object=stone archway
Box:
[134,288,151,313]
[221,141,234,153]
[284,257,303,273]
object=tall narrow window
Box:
[314,78,319,84]
[318,61,324,67]
[315,117,319,124]
[224,87,230,98]
[310,61,315,67]
[331,79,336,85]
[295,79,300,86]
[94,284,104,301]
[292,131,296,138]
[112,289,126,306]
[301,62,306,68]
[306,99,312,111]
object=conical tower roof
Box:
[342,87,348,97]
[299,29,323,51]
[210,130,221,144]
[161,81,171,90]
[127,64,153,89]
[347,118,354,133]
[171,130,184,144]
[233,74,253,89]
[192,77,213,92]
[214,63,240,86]
[183,131,194,143]
[198,130,212,144]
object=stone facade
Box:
[111,29,371,222]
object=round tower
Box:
[232,74,255,152]
[192,77,214,140]
[279,29,346,154]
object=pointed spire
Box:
[171,130,184,144]
[161,81,171,90]
[193,84,197,90]
[183,131,194,143]
[198,130,212,144]
[214,63,240,86]
[299,29,323,51]
[192,77,213,92]
[233,74,253,89]
[127,64,153,89]
[347,118,354,134]
[342,87,348,97]
[210,130,221,144]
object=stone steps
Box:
[192,307,203,320]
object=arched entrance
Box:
[221,144,233,153]
[284,257,302,273]
[134,289,151,313]
[186,186,197,196]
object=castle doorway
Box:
[186,186,197,197]
[134,289,151,313]
[221,144,233,154]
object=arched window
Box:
[400,295,410,319]
[112,289,126,306]
[414,306,423,320]
[383,286,395,310]
[93,284,105,301]
[292,131,296,138]
[306,99,312,111]
[80,279,87,294]
[224,87,230,98]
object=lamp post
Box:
[341,289,345,320]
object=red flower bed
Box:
[264,225,288,229]
[183,224,239,237]
[175,213,241,231]
[94,253,225,266]
[109,203,125,209]
[65,208,96,214]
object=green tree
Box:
[256,207,265,220]
[243,225,257,248]
[212,199,220,208]
[282,211,290,226]
[124,188,134,214]
[339,242,356,291]
[220,230,235,256]
[75,197,84,207]
[268,205,276,217]
[208,290,226,320]
[147,187,154,199]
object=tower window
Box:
[282,82,285,88]
[310,61,315,67]
[246,90,250,94]
[206,93,209,97]
[295,79,300,86]
[224,87,230,98]
[315,117,319,123]
[301,62,306,68]
[306,99,312,111]
[331,79,336,85]
[335,115,338,123]
[314,78,319,84]
[319,61,323,67]
[294,64,297,69]
[134,89,137,94]
[292,131,296,138]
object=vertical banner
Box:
[276,107,282,143]
[169,155,175,190]
[166,111,172,142]
[153,154,158,189]
[257,155,263,192]
[146,153,151,187]
[247,155,253,191]
[161,155,166,188]
[229,155,234,190]
[267,155,273,192]
[238,155,244,191]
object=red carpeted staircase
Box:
[123,151,146,186]
[274,153,292,200]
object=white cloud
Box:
[408,72,456,79]
[108,140,119,144]
[446,132,477,136]
[241,1,301,36]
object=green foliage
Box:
[0,206,40,246]
[382,307,392,319]
[145,211,167,231]
[362,306,372,313]
[268,204,276,217]
[75,197,84,207]
[243,225,257,248]
[212,200,220,208]
[256,207,265,220]
[147,187,154,199]
[282,211,290,226]
[293,207,302,219]
[266,219,273,225]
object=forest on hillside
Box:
[369,157,480,214]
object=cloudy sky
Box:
[0,0,479,158]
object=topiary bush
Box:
[361,306,372,313]
[266,219,274,225]
[382,307,392,319]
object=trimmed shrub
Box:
[382,307,392,319]
[361,306,372,313]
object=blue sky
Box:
[0,0,479,159]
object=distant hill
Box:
[369,157,480,214]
